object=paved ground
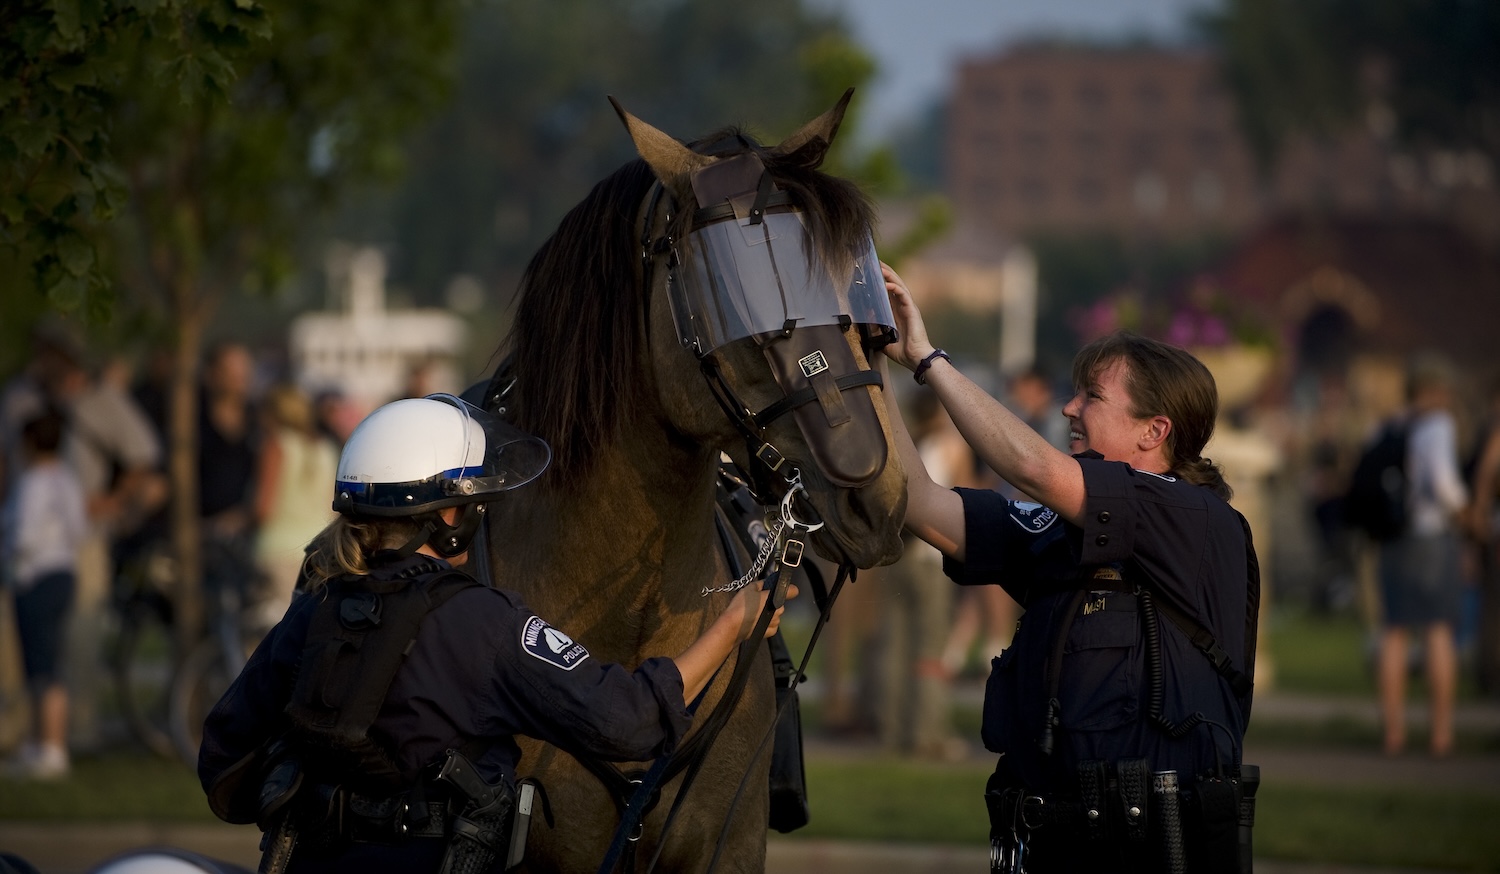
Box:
[0,825,1465,874]
[2,690,1497,873]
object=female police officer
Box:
[197,394,789,873]
[880,265,1258,873]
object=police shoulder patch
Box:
[1007,501,1059,534]
[521,616,590,671]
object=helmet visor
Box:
[426,393,551,497]
[671,210,893,355]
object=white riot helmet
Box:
[332,393,550,557]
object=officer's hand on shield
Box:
[879,262,938,374]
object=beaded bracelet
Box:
[913,348,951,385]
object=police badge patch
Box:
[1007,501,1059,533]
[521,616,590,670]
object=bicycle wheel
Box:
[169,638,234,767]
[112,595,178,760]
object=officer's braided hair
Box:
[302,515,424,591]
[1071,331,1232,501]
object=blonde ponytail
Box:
[301,515,423,592]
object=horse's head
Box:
[500,93,904,569]
[610,91,907,569]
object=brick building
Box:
[946,44,1493,240]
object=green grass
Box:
[4,610,1498,871]
[783,757,1500,871]
[0,752,216,822]
[1262,607,1486,701]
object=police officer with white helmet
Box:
[197,394,788,873]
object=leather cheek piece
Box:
[759,323,888,488]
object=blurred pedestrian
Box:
[2,410,88,779]
[198,342,261,611]
[1377,355,1468,757]
[880,390,971,758]
[252,384,338,623]
[16,327,165,753]
[1465,379,1500,695]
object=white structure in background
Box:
[290,245,468,414]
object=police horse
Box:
[478,92,908,873]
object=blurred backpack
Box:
[1344,419,1409,542]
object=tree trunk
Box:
[171,286,204,652]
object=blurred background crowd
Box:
[2,0,1498,780]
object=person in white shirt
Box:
[2,410,89,779]
[1378,355,1469,758]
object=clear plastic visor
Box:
[426,393,552,496]
[671,211,893,354]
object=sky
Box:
[810,0,1220,144]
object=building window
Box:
[1132,172,1167,216]
[1074,131,1104,159]
[1021,81,1051,111]
[973,83,1005,107]
[974,179,1004,204]
[973,132,1004,156]
[1191,170,1223,214]
[1130,133,1158,167]
[1019,178,1050,207]
[1076,177,1107,206]
[1076,81,1108,110]
[1193,130,1222,162]
[1135,80,1165,111]
[1020,131,1048,160]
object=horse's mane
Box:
[504,125,875,491]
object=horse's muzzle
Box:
[758,324,888,488]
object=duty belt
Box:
[321,788,450,843]
[985,758,1151,841]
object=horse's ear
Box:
[770,87,854,168]
[609,96,712,183]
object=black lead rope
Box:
[697,561,854,874]
[596,565,790,874]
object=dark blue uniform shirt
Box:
[944,453,1253,792]
[199,554,694,807]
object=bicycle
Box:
[109,536,180,760]
[167,533,275,766]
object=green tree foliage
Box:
[1201,0,1500,169]
[339,0,896,305]
[1,0,270,320]
[3,0,463,638]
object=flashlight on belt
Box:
[1152,769,1186,874]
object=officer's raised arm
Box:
[880,263,1089,533]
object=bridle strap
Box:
[698,561,856,874]
[751,369,883,430]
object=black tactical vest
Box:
[284,560,479,791]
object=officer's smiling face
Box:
[1062,358,1152,464]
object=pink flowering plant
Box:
[1071,280,1275,350]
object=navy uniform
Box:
[198,552,693,873]
[946,452,1255,872]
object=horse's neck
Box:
[487,431,724,666]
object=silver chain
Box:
[701,470,822,597]
[701,516,784,596]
